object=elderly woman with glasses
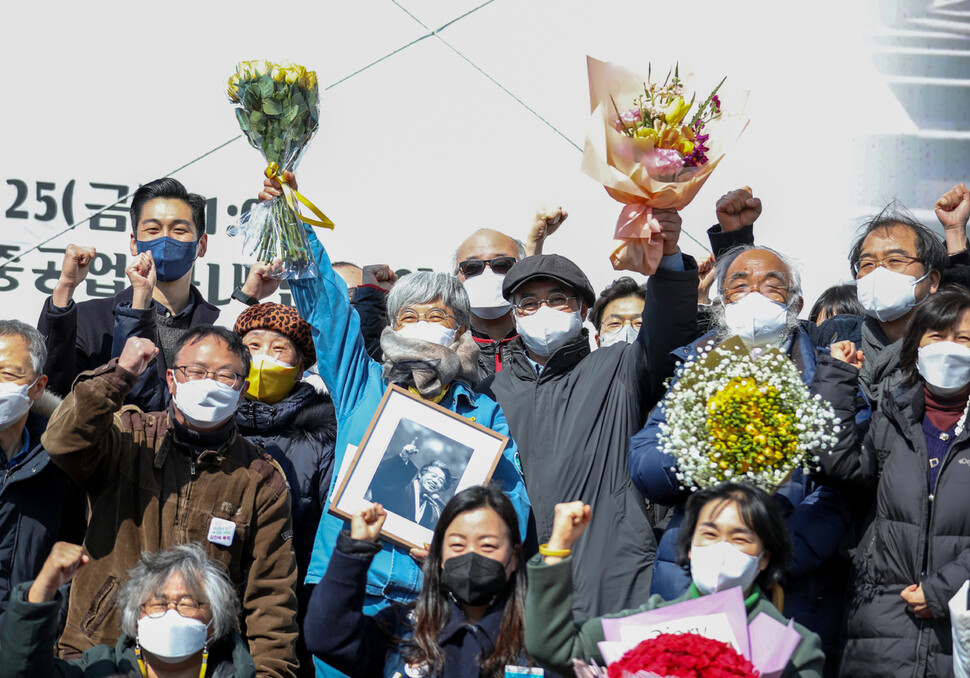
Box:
[0,542,254,678]
[259,174,530,678]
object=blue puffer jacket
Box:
[628,327,868,675]
[0,399,87,629]
[289,229,531,678]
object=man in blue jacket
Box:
[628,245,865,675]
[0,320,85,628]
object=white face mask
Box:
[463,268,512,320]
[856,266,929,322]
[722,293,790,347]
[690,540,764,595]
[172,378,241,428]
[0,378,37,432]
[137,609,209,663]
[395,321,457,348]
[599,324,638,348]
[918,341,970,396]
[515,306,583,357]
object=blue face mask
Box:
[136,236,198,282]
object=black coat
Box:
[472,326,520,381]
[235,381,337,579]
[36,286,219,407]
[0,402,86,629]
[816,364,970,677]
[478,257,699,620]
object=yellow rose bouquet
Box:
[582,57,747,275]
[658,338,839,492]
[226,59,333,279]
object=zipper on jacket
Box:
[190,456,197,477]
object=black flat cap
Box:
[501,254,596,306]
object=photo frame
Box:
[329,385,509,550]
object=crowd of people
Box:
[1,173,970,678]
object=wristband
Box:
[231,287,259,307]
[539,543,571,558]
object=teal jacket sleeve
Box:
[0,582,82,678]
[288,227,377,420]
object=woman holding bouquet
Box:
[258,174,531,678]
[818,285,970,677]
[524,483,824,677]
[305,485,537,678]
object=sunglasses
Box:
[458,256,517,277]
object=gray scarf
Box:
[858,319,904,409]
[380,327,480,399]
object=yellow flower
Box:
[677,138,695,156]
[664,96,690,125]
[301,69,317,91]
[271,65,287,83]
[227,73,241,103]
[286,65,306,86]
[635,127,659,143]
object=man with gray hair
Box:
[628,244,864,672]
[0,541,255,677]
[0,320,85,628]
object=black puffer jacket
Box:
[235,381,337,578]
[815,362,970,678]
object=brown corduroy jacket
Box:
[41,358,299,678]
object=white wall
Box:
[0,0,945,328]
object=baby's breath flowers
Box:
[659,337,839,492]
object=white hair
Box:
[387,272,472,328]
[118,543,239,642]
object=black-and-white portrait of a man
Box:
[365,418,473,529]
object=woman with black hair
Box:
[818,285,970,676]
[304,484,536,678]
[524,483,824,677]
[808,283,866,325]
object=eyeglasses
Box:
[395,308,456,325]
[457,256,517,278]
[853,254,922,277]
[173,365,244,389]
[721,281,791,305]
[142,596,210,619]
[514,294,577,315]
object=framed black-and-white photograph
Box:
[329,385,509,550]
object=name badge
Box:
[207,517,236,547]
[505,667,544,677]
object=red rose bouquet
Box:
[607,633,759,678]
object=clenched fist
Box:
[716,187,762,233]
[118,337,159,377]
[52,244,97,307]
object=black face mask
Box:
[440,552,510,607]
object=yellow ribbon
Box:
[265,162,335,230]
[409,385,448,404]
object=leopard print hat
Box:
[233,302,316,368]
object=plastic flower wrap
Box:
[226,59,334,279]
[658,337,839,492]
[582,56,748,274]
[572,586,803,678]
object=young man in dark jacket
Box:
[0,320,85,628]
[36,178,219,411]
[479,208,698,620]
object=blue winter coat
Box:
[628,327,866,673]
[289,229,531,678]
